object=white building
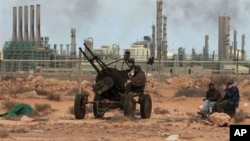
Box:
[127,44,151,61]
[94,45,120,59]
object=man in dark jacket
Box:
[126,65,146,92]
[216,79,240,116]
[198,83,222,115]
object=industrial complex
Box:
[0,0,249,75]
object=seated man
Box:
[126,65,146,93]
[215,79,240,117]
[198,83,222,116]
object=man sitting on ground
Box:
[198,83,222,117]
[215,79,240,117]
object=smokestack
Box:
[60,44,63,55]
[151,24,155,57]
[241,34,245,61]
[204,35,209,60]
[205,35,209,50]
[30,5,35,41]
[18,6,23,41]
[71,28,76,58]
[156,0,163,60]
[12,7,17,42]
[233,30,237,60]
[66,44,70,56]
[218,15,230,61]
[36,4,41,42]
[54,44,57,55]
[162,16,167,60]
[24,6,29,41]
[229,44,233,58]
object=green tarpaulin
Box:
[0,103,34,118]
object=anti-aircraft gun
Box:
[74,42,152,119]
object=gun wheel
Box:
[123,94,135,117]
[140,94,152,119]
[93,95,104,118]
[74,94,86,119]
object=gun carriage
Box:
[74,42,152,119]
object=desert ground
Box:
[0,73,250,141]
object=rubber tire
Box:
[140,94,152,119]
[74,94,86,119]
[93,95,103,118]
[123,94,135,117]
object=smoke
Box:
[164,0,250,32]
[14,0,101,24]
[1,0,250,52]
[62,0,101,26]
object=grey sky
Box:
[1,0,250,55]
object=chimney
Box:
[36,4,41,42]
[66,44,70,56]
[54,44,57,55]
[156,0,163,60]
[30,5,35,41]
[204,35,209,60]
[24,6,29,41]
[218,15,230,61]
[71,28,76,58]
[60,44,63,55]
[233,30,237,60]
[151,24,155,57]
[18,6,23,41]
[45,36,49,44]
[12,7,17,42]
[241,34,245,61]
[162,16,167,60]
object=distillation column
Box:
[35,4,41,42]
[12,7,17,42]
[156,0,163,60]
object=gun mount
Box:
[74,42,152,119]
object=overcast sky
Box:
[1,0,250,55]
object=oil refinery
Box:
[0,0,249,75]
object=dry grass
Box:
[0,128,8,138]
[67,88,90,96]
[1,100,18,110]
[233,109,249,123]
[241,91,250,100]
[108,114,136,122]
[34,103,51,113]
[188,114,202,122]
[68,106,74,114]
[35,89,61,101]
[36,89,51,96]
[175,88,204,97]
[1,75,15,81]
[47,93,61,101]
[209,75,232,86]
[9,128,28,133]
[67,88,79,96]
[12,86,34,94]
[154,106,169,115]
[165,116,187,122]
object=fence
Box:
[0,60,249,79]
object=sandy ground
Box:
[0,75,250,141]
